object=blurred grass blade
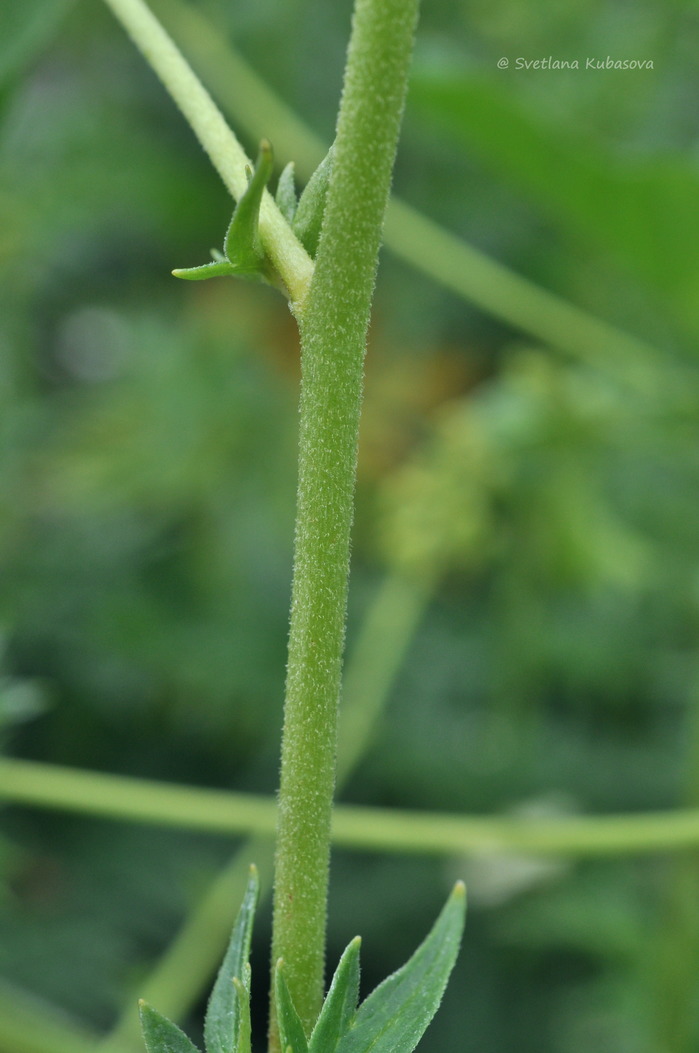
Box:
[0,0,73,87]
[0,982,99,1053]
[308,937,361,1053]
[204,866,259,1053]
[335,883,466,1053]
[410,64,699,334]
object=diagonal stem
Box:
[101,0,313,310]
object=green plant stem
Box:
[269,0,420,1041]
[12,757,699,857]
[148,0,324,178]
[1,564,429,1053]
[148,0,662,384]
[97,571,431,1053]
[100,0,313,310]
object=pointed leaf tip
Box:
[139,1002,202,1053]
[223,140,274,277]
[172,261,236,281]
[334,885,465,1053]
[309,934,361,1053]
[204,868,259,1053]
[275,960,309,1053]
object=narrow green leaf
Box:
[232,970,252,1053]
[139,1002,201,1053]
[292,145,334,257]
[224,139,274,273]
[274,961,309,1053]
[335,883,466,1053]
[204,865,259,1053]
[172,261,236,280]
[276,163,298,223]
[309,937,361,1053]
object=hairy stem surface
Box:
[270,0,420,1044]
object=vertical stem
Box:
[270,0,420,1045]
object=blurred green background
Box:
[1,0,699,1051]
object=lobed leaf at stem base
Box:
[273,883,466,1053]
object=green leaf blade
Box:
[335,883,466,1053]
[224,140,274,272]
[275,961,309,1053]
[204,866,259,1053]
[139,1002,201,1053]
[232,970,252,1053]
[309,937,361,1053]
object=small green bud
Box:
[172,142,275,284]
[276,162,298,223]
[292,144,335,257]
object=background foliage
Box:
[1,1,699,1051]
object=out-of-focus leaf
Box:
[410,63,699,333]
[0,0,73,87]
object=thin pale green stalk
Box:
[10,758,699,857]
[270,0,420,1041]
[148,0,324,175]
[0,757,278,832]
[101,0,313,310]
